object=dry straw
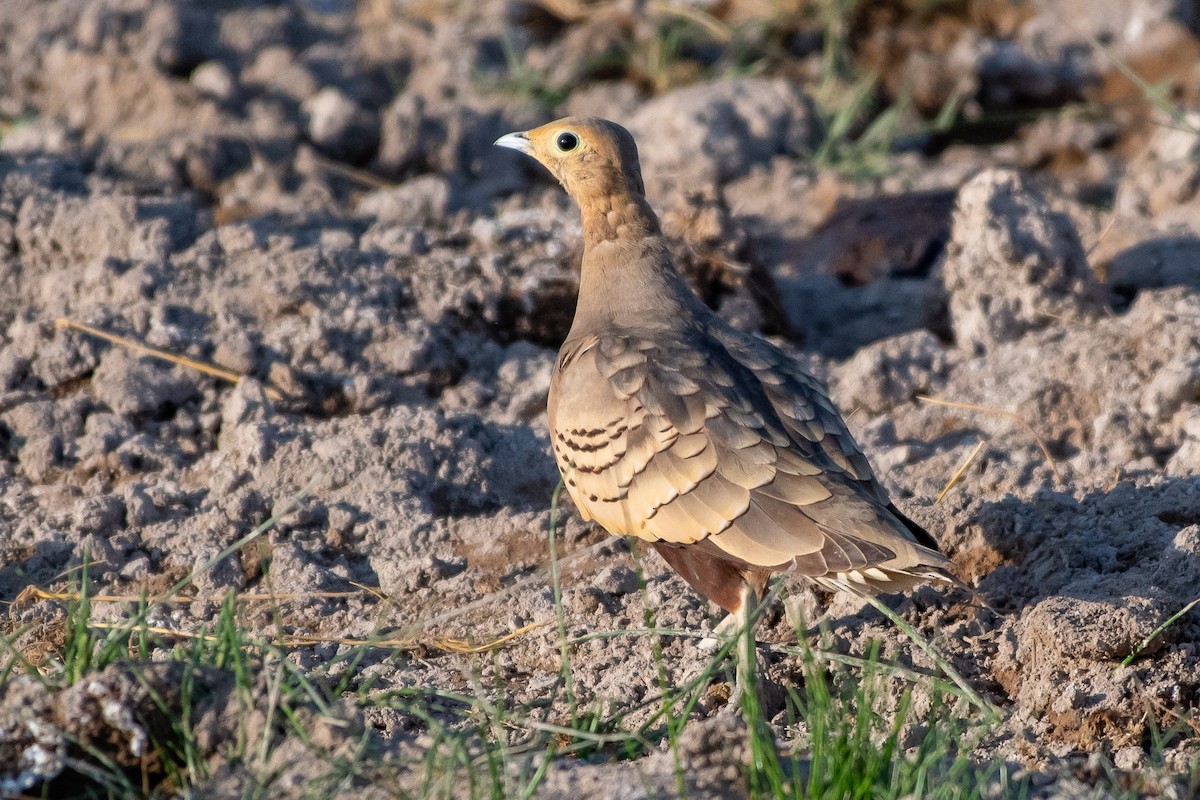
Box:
[54,317,288,402]
[917,394,1063,483]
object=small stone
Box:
[266,362,305,400]
[1113,746,1145,771]
[376,92,432,175]
[1140,356,1200,418]
[327,505,356,534]
[208,465,250,496]
[783,589,823,631]
[92,349,199,418]
[319,228,356,252]
[19,434,62,483]
[30,332,100,391]
[1173,525,1200,555]
[301,87,379,163]
[221,378,271,428]
[120,556,152,580]
[191,60,239,103]
[77,412,136,458]
[0,350,30,390]
[1115,110,1200,217]
[73,495,127,535]
[139,2,217,74]
[123,484,162,527]
[243,46,317,101]
[1,400,55,440]
[592,565,640,596]
[1166,409,1200,474]
[213,333,261,375]
[221,422,277,464]
[192,547,245,593]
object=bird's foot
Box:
[721,673,747,716]
[698,612,743,654]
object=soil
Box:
[1,0,1199,796]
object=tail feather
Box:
[887,502,942,552]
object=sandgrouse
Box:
[496,118,955,684]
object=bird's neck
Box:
[570,191,700,336]
[578,191,661,247]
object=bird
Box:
[495,117,957,703]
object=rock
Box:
[834,330,952,414]
[242,46,317,102]
[1,400,55,441]
[15,194,195,269]
[0,663,219,793]
[1023,0,1196,50]
[1174,524,1200,555]
[190,61,240,104]
[1019,595,1165,663]
[138,2,219,75]
[123,484,162,527]
[221,378,272,430]
[18,435,61,483]
[1113,745,1146,772]
[75,412,135,460]
[376,96,531,203]
[938,169,1105,354]
[212,331,261,375]
[301,87,379,163]
[592,565,640,596]
[357,176,450,226]
[376,92,434,176]
[1166,408,1200,473]
[72,495,127,536]
[0,677,64,792]
[0,119,82,157]
[1114,111,1200,218]
[1140,355,1200,418]
[0,351,29,390]
[976,38,1087,110]
[92,349,199,418]
[191,545,245,593]
[327,504,356,535]
[627,78,820,196]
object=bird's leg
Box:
[725,582,758,713]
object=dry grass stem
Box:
[917,394,1062,483]
[936,439,987,504]
[10,586,379,607]
[54,317,287,402]
[84,619,551,655]
[528,0,731,40]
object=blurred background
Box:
[4,0,1199,352]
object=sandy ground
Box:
[1,0,1199,796]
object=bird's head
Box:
[495,117,646,203]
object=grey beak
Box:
[494,131,532,154]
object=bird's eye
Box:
[556,132,579,152]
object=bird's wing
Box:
[549,325,949,586]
